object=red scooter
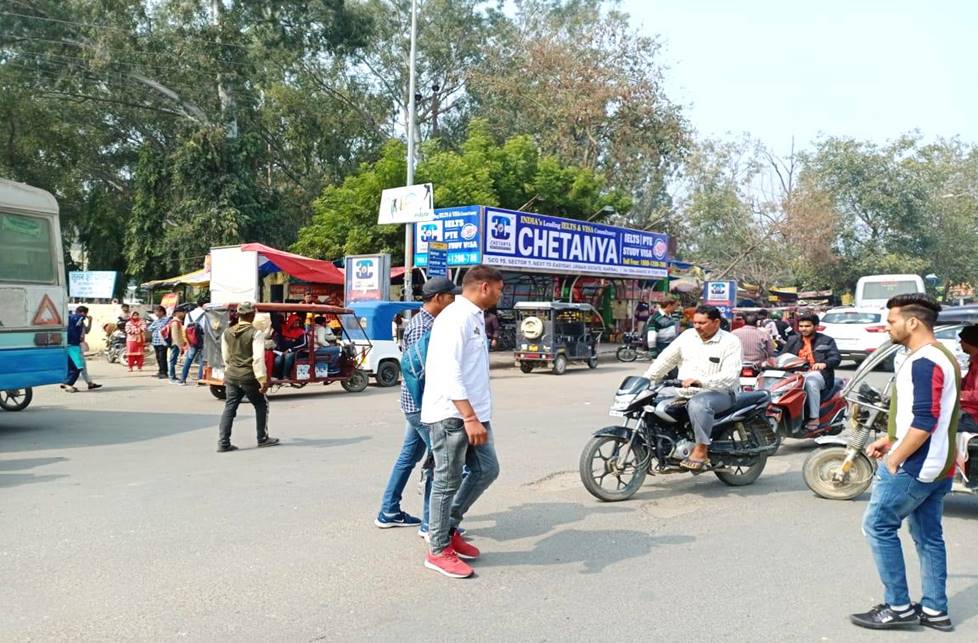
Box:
[756,354,848,452]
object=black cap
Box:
[422,276,461,299]
[959,324,978,346]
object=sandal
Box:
[680,457,711,472]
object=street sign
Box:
[68,271,117,299]
[344,254,391,303]
[426,242,449,278]
[377,183,434,224]
[703,280,737,320]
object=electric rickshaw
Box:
[513,301,604,375]
[200,303,371,399]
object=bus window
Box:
[0,212,56,283]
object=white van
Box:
[854,274,925,309]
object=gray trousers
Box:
[427,418,500,555]
[686,390,736,445]
[802,371,825,420]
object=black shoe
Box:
[257,436,280,448]
[217,444,239,453]
[850,604,919,630]
[87,383,103,390]
[913,603,954,632]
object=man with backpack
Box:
[178,299,208,385]
[167,309,189,383]
[375,276,459,532]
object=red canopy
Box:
[241,242,345,285]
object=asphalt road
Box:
[2,359,976,642]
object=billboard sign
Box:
[481,207,669,279]
[344,253,391,303]
[68,271,117,299]
[703,280,737,320]
[426,242,449,278]
[377,183,434,224]
[414,205,482,268]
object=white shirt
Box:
[644,328,742,393]
[421,296,492,423]
[315,325,337,348]
[188,306,206,325]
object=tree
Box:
[468,0,689,226]
[292,121,630,259]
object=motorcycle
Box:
[615,332,655,362]
[756,354,848,452]
[579,377,779,501]
[739,361,761,391]
[104,325,127,364]
[802,336,978,500]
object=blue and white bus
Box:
[0,179,68,411]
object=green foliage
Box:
[293,121,630,259]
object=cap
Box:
[422,276,461,298]
[959,324,978,346]
[238,300,256,315]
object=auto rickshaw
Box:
[348,301,422,387]
[200,303,371,399]
[513,301,604,375]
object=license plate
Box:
[529,345,538,352]
[211,367,224,379]
[762,370,785,378]
[609,410,626,417]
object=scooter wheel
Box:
[802,447,874,500]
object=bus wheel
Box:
[0,388,32,411]
[209,385,227,400]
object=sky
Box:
[620,0,976,155]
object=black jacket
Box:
[782,332,842,389]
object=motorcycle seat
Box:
[716,390,770,417]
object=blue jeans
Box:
[168,345,181,380]
[179,344,204,383]
[862,462,953,612]
[379,412,432,527]
[428,418,500,554]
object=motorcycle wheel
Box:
[767,417,785,454]
[209,385,227,400]
[802,446,875,500]
[713,419,768,486]
[341,369,369,393]
[0,388,32,412]
[579,435,648,502]
[616,346,637,362]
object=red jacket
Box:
[962,354,978,421]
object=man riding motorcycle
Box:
[781,312,841,433]
[643,305,742,471]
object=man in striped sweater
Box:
[851,294,959,632]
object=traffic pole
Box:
[403,0,418,304]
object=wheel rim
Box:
[805,449,875,499]
[718,423,759,476]
[1,389,27,408]
[588,438,643,493]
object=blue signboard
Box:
[426,242,449,278]
[703,280,737,320]
[414,205,482,269]
[481,207,669,279]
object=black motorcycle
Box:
[580,377,779,501]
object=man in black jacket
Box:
[782,312,842,432]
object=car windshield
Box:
[822,311,881,325]
[934,326,962,340]
[862,281,918,300]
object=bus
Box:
[854,274,926,309]
[0,179,68,411]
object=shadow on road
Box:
[472,501,635,542]
[944,493,978,518]
[283,436,372,449]
[476,528,694,573]
[0,456,69,489]
[950,574,978,626]
[0,410,217,452]
[629,469,808,502]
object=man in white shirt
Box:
[421,265,504,579]
[644,305,742,471]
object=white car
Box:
[893,324,970,374]
[819,307,890,364]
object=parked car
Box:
[892,305,978,374]
[819,307,889,365]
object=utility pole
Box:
[213,0,238,139]
[403,0,418,302]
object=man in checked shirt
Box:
[644,305,743,471]
[375,277,460,531]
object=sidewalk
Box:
[490,341,619,369]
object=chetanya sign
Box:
[482,207,668,279]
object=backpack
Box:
[401,328,432,408]
[160,318,173,345]
[186,317,203,348]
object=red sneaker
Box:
[424,548,473,579]
[451,530,480,560]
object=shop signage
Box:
[344,254,391,303]
[414,205,482,268]
[481,207,669,279]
